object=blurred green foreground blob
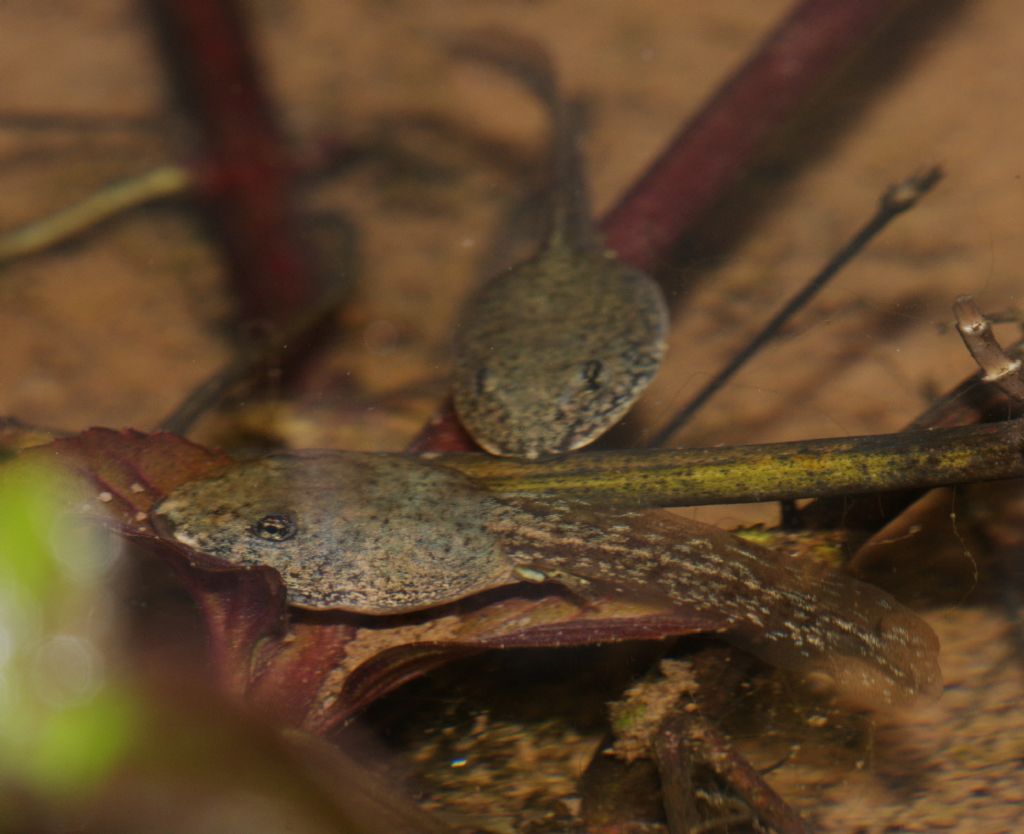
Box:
[0,463,137,798]
[0,461,451,834]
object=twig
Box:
[436,417,1024,507]
[655,706,813,834]
[0,165,191,265]
[797,345,1024,532]
[157,344,274,437]
[954,295,1024,402]
[906,345,1024,431]
[0,141,363,269]
[948,302,1024,729]
[795,338,1024,531]
[158,267,352,435]
[648,167,942,447]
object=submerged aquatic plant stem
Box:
[147,0,322,324]
[600,0,915,273]
[437,417,1024,507]
[0,166,192,265]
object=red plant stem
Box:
[413,0,911,452]
[600,0,909,272]
[406,397,475,454]
[148,0,322,324]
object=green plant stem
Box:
[435,418,1024,507]
[0,165,191,265]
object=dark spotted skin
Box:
[455,244,668,458]
[152,453,516,613]
[493,496,941,708]
[152,453,940,707]
[451,40,669,460]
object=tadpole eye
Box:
[581,359,603,390]
[251,513,298,542]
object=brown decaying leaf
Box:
[17,427,233,525]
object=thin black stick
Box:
[158,277,349,435]
[157,348,270,436]
[648,166,943,447]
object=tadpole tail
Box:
[495,498,942,708]
[444,27,597,251]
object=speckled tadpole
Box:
[152,453,941,707]
[451,35,669,459]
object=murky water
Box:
[3,1,1024,831]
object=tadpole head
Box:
[151,453,516,613]
[455,351,661,458]
[453,253,669,459]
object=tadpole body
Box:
[153,453,940,707]
[451,34,669,459]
